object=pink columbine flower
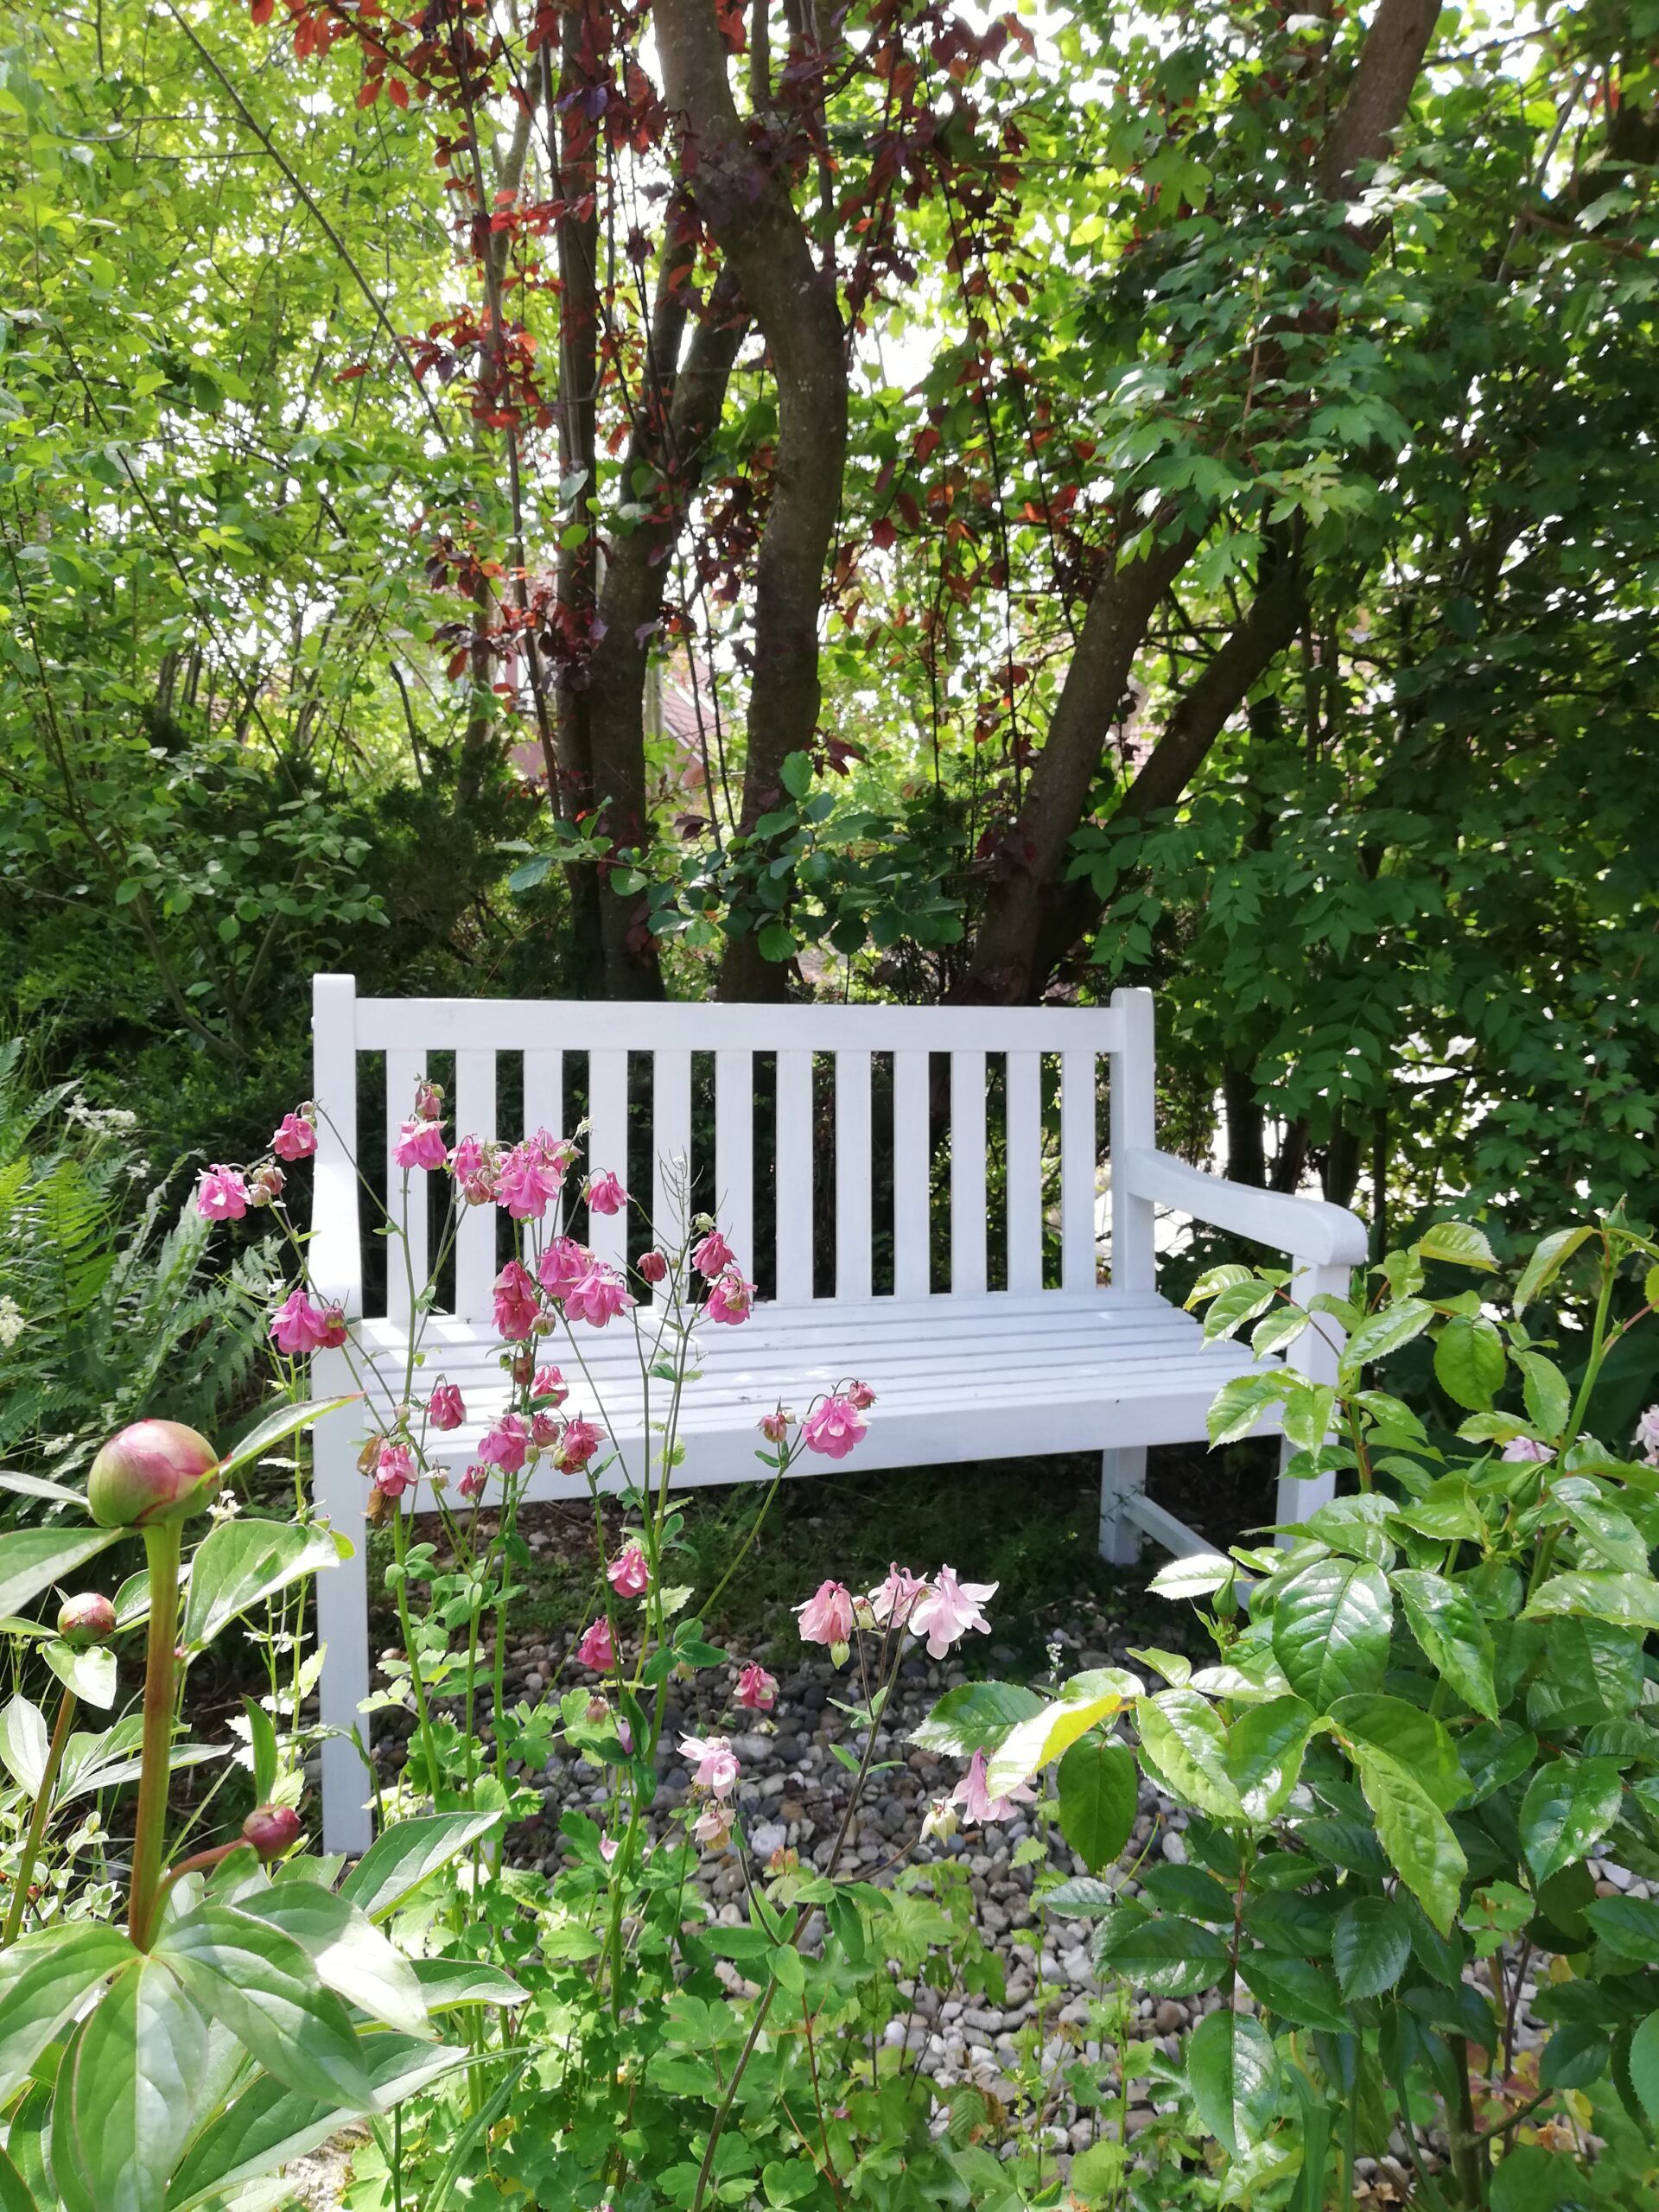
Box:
[449,1135,499,1206]
[458,1466,488,1502]
[1502,1436,1554,1463]
[576,1618,616,1671]
[692,1802,734,1852]
[271,1110,318,1162]
[375,1441,416,1499]
[565,1266,635,1328]
[246,1161,285,1207]
[803,1395,866,1460]
[796,1580,855,1647]
[848,1381,875,1411]
[692,1230,735,1280]
[599,1835,619,1864]
[679,1732,740,1795]
[270,1287,330,1356]
[537,1237,593,1300]
[868,1565,928,1630]
[493,1259,542,1340]
[413,1078,444,1122]
[586,1170,628,1216]
[950,1749,1035,1825]
[1637,1405,1659,1467]
[533,1365,569,1406]
[734,1663,778,1713]
[394,1117,448,1171]
[496,1143,566,1221]
[705,1270,754,1325]
[910,1565,998,1660]
[759,1408,791,1444]
[555,1416,605,1472]
[637,1249,668,1285]
[531,1410,560,1448]
[478,1413,530,1475]
[196,1165,249,1221]
[428,1382,466,1432]
[607,1542,651,1598]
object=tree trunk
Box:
[1224,1065,1267,1187]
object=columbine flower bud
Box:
[245,1161,285,1208]
[88,1420,219,1529]
[242,1804,302,1860]
[57,1592,117,1647]
[637,1249,667,1285]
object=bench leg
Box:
[315,1402,374,1855]
[1099,1447,1148,1566]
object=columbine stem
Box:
[2,1686,76,1947]
[129,1518,183,1948]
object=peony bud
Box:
[57,1591,117,1648]
[242,1804,302,1860]
[88,1420,219,1529]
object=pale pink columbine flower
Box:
[448,1135,499,1206]
[680,1733,740,1795]
[458,1465,488,1502]
[270,1288,330,1356]
[734,1663,778,1712]
[414,1078,444,1122]
[637,1249,667,1285]
[692,1230,735,1280]
[1502,1435,1554,1463]
[478,1413,530,1475]
[920,1796,959,1844]
[576,1618,615,1671]
[607,1542,652,1598]
[565,1265,635,1328]
[705,1270,754,1325]
[497,1142,564,1221]
[586,1170,628,1216]
[796,1580,855,1647]
[910,1566,998,1660]
[599,1835,619,1865]
[533,1365,569,1406]
[317,1304,349,1349]
[692,1802,734,1852]
[428,1382,466,1432]
[950,1749,1034,1825]
[556,1416,605,1471]
[196,1165,249,1221]
[848,1381,875,1411]
[537,1236,593,1300]
[246,1161,285,1207]
[868,1565,928,1630]
[375,1441,416,1499]
[393,1117,448,1171]
[803,1395,866,1460]
[271,1110,318,1162]
[759,1408,791,1444]
[1633,1404,1659,1466]
[493,1260,542,1340]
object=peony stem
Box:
[128,1519,183,1949]
[2,1686,76,1948]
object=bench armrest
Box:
[1119,1147,1368,1268]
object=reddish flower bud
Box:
[57,1592,117,1647]
[637,1248,667,1284]
[88,1420,219,1529]
[242,1804,302,1859]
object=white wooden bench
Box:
[308,975,1366,1848]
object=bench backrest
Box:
[312,976,1158,1321]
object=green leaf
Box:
[1329,1694,1465,1811]
[43,1640,117,1710]
[985,1675,1141,1797]
[1147,1552,1237,1600]
[1515,1352,1572,1441]
[243,1696,278,1803]
[181,1519,344,1651]
[1629,2011,1659,2127]
[0,1470,86,1509]
[1551,1484,1650,1573]
[1206,1372,1286,1447]
[1433,1317,1507,1412]
[779,752,813,800]
[1342,1299,1433,1370]
[235,1886,430,2038]
[1351,1744,1467,1934]
[408,1958,529,2009]
[0,1528,123,1619]
[337,1811,503,1921]
[1518,1757,1624,1881]
[216,1399,359,1484]
[911,1681,1044,1758]
[1393,1569,1499,1721]
[1055,1736,1137,1871]
[761,2158,817,2207]
[157,1903,375,2107]
[0,1696,49,1795]
[1270,1559,1392,1710]
[1185,2007,1279,2153]
[1514,1227,1594,1312]
[1332,1895,1411,2000]
[0,2146,36,2212]
[766,1943,804,1996]
[1134,1692,1243,1821]
[1201,1280,1276,1340]
[1238,1952,1352,2035]
[0,1925,137,2103]
[1522,1571,1659,1631]
[1582,1896,1659,1966]
[1094,1911,1229,1997]
[1224,1695,1314,1821]
[56,1958,207,2212]
[1045,1878,1120,1917]
[1417,1221,1498,1272]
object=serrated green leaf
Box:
[1270,1558,1391,1710]
[1519,1757,1624,1881]
[1433,1316,1507,1412]
[1417,1221,1498,1272]
[1393,1568,1499,1721]
[1238,1951,1352,2035]
[1332,1894,1411,2000]
[1514,1227,1594,1312]
[1134,1691,1243,1821]
[1351,1744,1467,1934]
[1185,2006,1279,2153]
[1055,1736,1137,1871]
[1522,1572,1659,1631]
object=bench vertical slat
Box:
[454,1049,497,1319]
[587,1049,630,1272]
[1109,988,1157,1293]
[774,1049,814,1304]
[715,1050,753,1276]
[1060,1050,1099,1291]
[385,1049,427,1327]
[652,1048,692,1262]
[1005,1050,1043,1294]
[835,1050,873,1302]
[310,975,361,1318]
[891,1051,931,1300]
[950,1052,988,1298]
[524,1048,563,1143]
